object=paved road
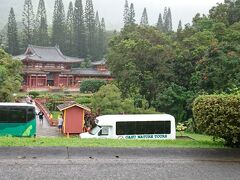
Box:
[0,147,239,180]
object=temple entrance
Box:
[47,80,54,86]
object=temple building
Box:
[15,45,112,91]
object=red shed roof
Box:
[57,102,91,112]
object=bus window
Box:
[27,107,35,121]
[98,127,109,136]
[116,121,171,135]
[89,126,101,135]
[0,106,26,123]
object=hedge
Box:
[80,79,106,93]
[192,95,240,147]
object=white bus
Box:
[80,114,176,140]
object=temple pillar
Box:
[67,75,69,87]
[26,75,28,86]
[29,75,32,88]
[36,75,38,87]
[45,76,47,86]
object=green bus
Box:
[0,103,36,137]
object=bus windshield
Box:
[89,126,101,135]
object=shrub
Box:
[80,79,106,93]
[91,84,157,115]
[176,123,187,136]
[75,96,92,106]
[29,91,40,98]
[192,95,240,147]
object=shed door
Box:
[65,107,84,134]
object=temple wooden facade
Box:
[15,45,112,91]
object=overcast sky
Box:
[94,0,225,30]
[1,0,225,31]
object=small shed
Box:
[57,102,91,134]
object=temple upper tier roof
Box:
[14,45,84,63]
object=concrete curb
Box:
[0,147,239,161]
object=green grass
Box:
[0,132,225,148]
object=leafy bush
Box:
[80,80,106,93]
[29,91,40,98]
[154,83,195,123]
[176,123,187,136]
[91,84,156,115]
[192,95,240,147]
[75,96,92,106]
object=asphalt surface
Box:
[0,147,239,180]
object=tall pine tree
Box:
[7,8,19,55]
[123,0,129,26]
[140,8,148,26]
[163,7,173,32]
[22,0,35,48]
[167,8,173,31]
[52,0,66,51]
[157,13,163,31]
[99,18,106,58]
[95,11,101,60]
[85,0,95,60]
[163,7,168,21]
[128,3,136,25]
[66,1,74,55]
[73,0,86,57]
[34,0,49,46]
[177,20,182,32]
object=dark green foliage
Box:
[177,20,182,32]
[80,79,106,93]
[193,95,240,147]
[99,18,107,57]
[81,56,91,68]
[191,21,240,93]
[94,12,106,60]
[7,8,19,55]
[29,91,40,98]
[65,1,74,55]
[91,84,123,114]
[22,0,34,47]
[73,0,86,57]
[0,49,23,102]
[123,0,129,26]
[85,0,96,58]
[128,3,136,25]
[91,84,156,115]
[156,13,163,31]
[52,0,65,50]
[75,96,92,106]
[154,84,195,123]
[227,0,240,25]
[140,8,148,26]
[162,7,172,32]
[94,11,101,60]
[108,25,175,107]
[34,0,49,46]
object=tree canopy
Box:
[107,0,240,122]
[0,49,22,102]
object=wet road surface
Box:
[0,147,239,180]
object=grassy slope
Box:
[0,132,225,148]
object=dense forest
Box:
[1,0,107,60]
[107,0,240,122]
